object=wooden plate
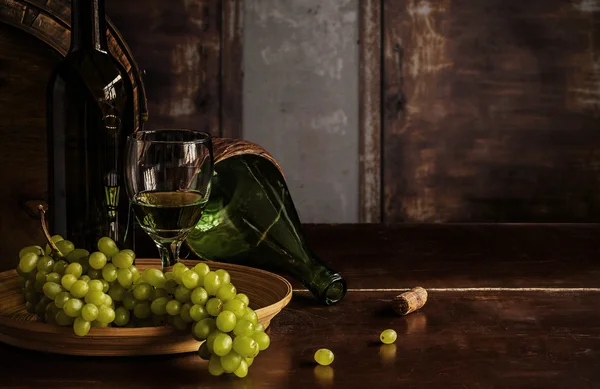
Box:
[0,259,292,356]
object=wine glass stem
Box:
[156,240,182,269]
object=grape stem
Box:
[38,205,63,258]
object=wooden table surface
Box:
[2,224,600,388]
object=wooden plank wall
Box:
[379,0,600,222]
[105,0,243,139]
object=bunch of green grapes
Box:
[16,236,270,378]
[17,236,138,335]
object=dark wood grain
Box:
[359,0,382,223]
[383,0,600,222]
[220,0,244,139]
[2,290,600,388]
[300,223,600,290]
[0,24,58,273]
[106,0,224,137]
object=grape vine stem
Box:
[38,205,63,257]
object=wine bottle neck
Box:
[70,0,108,53]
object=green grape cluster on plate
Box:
[16,235,270,378]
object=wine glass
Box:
[125,129,213,269]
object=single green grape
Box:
[25,268,38,281]
[174,285,192,303]
[85,290,106,306]
[245,356,254,367]
[180,303,193,323]
[18,252,39,273]
[150,297,170,316]
[60,274,78,291]
[46,272,62,284]
[224,299,246,318]
[133,282,152,301]
[52,260,69,275]
[113,306,130,326]
[100,279,110,293]
[55,240,75,257]
[36,256,54,273]
[130,266,141,283]
[206,298,223,317]
[380,329,397,344]
[164,271,174,281]
[120,249,136,260]
[25,301,36,314]
[42,281,63,300]
[112,252,133,269]
[189,304,209,322]
[192,318,216,341]
[88,279,104,292]
[235,293,250,306]
[25,292,39,305]
[216,284,237,302]
[55,310,74,326]
[70,280,89,299]
[232,335,257,358]
[190,287,208,305]
[314,348,335,366]
[122,292,137,311]
[151,287,168,301]
[79,275,91,283]
[91,320,109,328]
[192,262,210,279]
[78,257,91,275]
[203,271,221,296]
[87,268,101,280]
[166,299,182,316]
[81,303,99,321]
[234,359,249,378]
[45,235,63,255]
[73,316,91,336]
[103,293,113,307]
[216,310,237,333]
[142,268,166,289]
[24,280,36,293]
[101,263,118,283]
[97,237,119,258]
[197,342,211,360]
[164,279,178,295]
[253,331,270,351]
[172,314,188,331]
[97,305,116,323]
[108,283,126,302]
[233,319,255,337]
[117,268,133,288]
[133,302,151,319]
[19,245,44,259]
[208,354,224,376]
[63,298,84,317]
[36,270,49,285]
[88,252,107,270]
[65,263,83,278]
[66,249,89,264]
[221,351,242,373]
[172,263,188,282]
[212,332,233,356]
[54,291,71,309]
[255,322,265,332]
[215,269,231,285]
[181,270,200,289]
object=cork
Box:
[392,286,428,315]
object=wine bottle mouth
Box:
[321,276,347,305]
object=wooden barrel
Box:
[0,0,147,269]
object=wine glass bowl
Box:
[125,129,213,269]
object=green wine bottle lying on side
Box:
[186,140,347,305]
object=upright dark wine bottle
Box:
[47,0,134,250]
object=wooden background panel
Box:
[383,0,600,222]
[105,0,223,137]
